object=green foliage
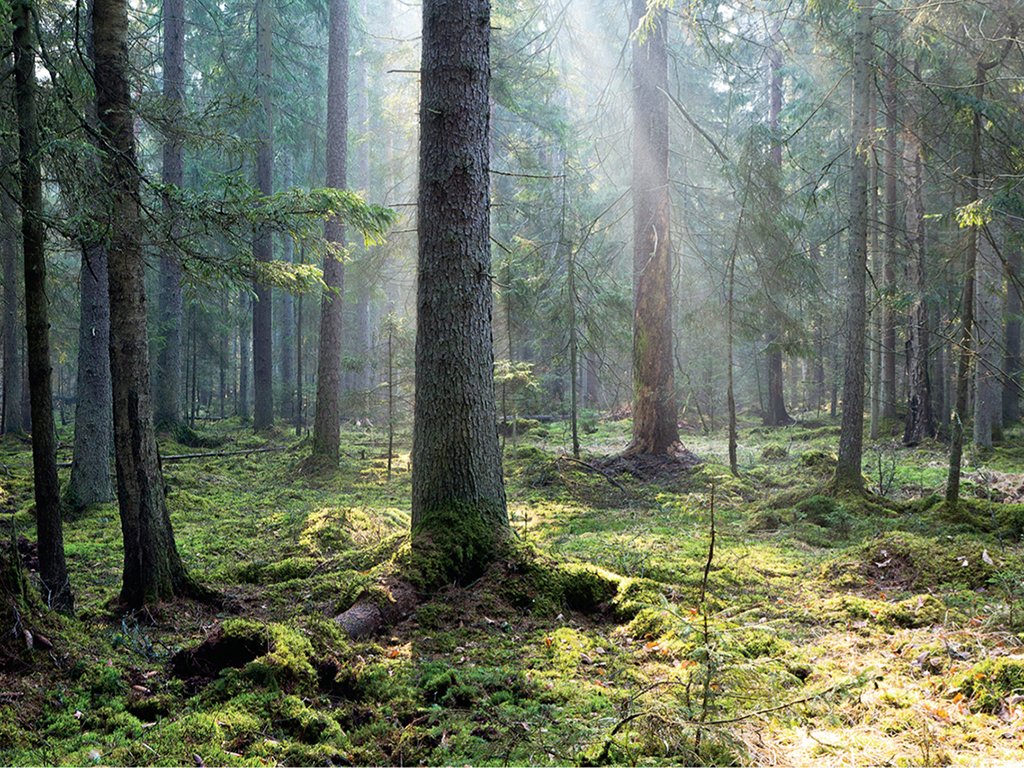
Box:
[954,659,1024,714]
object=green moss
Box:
[624,606,674,639]
[857,533,998,590]
[877,594,948,628]
[761,443,788,460]
[611,577,666,620]
[954,658,1024,713]
[800,449,837,470]
[235,556,318,584]
[410,501,506,589]
[734,627,792,658]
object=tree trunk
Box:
[412,0,508,586]
[251,0,274,432]
[627,0,680,455]
[153,0,185,428]
[974,230,1000,447]
[93,0,203,607]
[1,142,21,437]
[237,289,249,419]
[902,57,932,446]
[14,0,73,613]
[763,28,790,429]
[312,0,348,463]
[833,0,873,492]
[69,241,114,509]
[69,0,114,511]
[279,156,295,424]
[880,45,898,423]
[1003,230,1022,425]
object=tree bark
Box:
[1,142,21,437]
[69,0,114,510]
[627,0,680,455]
[833,0,873,492]
[14,0,73,613]
[153,0,185,429]
[880,45,898,423]
[411,0,508,585]
[1003,230,1022,424]
[312,0,348,463]
[252,0,274,432]
[763,27,790,429]
[93,0,202,607]
[902,57,932,446]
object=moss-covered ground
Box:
[4,415,1024,764]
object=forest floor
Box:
[3,413,1024,766]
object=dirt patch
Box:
[170,626,267,681]
[598,448,701,480]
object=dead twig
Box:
[556,455,627,491]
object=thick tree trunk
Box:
[93,0,202,607]
[154,0,185,428]
[251,0,274,432]
[627,0,680,455]
[14,0,73,613]
[312,0,348,463]
[411,0,508,586]
[833,0,873,492]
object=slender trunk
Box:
[15,0,73,612]
[238,289,249,419]
[881,46,898,422]
[251,0,274,431]
[902,57,932,446]
[1,141,20,437]
[763,28,789,429]
[833,0,873,492]
[1004,234,1022,424]
[312,0,348,462]
[154,0,185,428]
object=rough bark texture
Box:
[974,232,1000,447]
[0,143,21,437]
[251,0,274,432]
[154,0,185,428]
[69,1,114,510]
[15,0,73,613]
[762,30,790,429]
[902,64,932,447]
[93,0,198,606]
[312,0,348,463]
[237,289,249,419]
[880,47,898,423]
[834,0,873,492]
[279,156,295,424]
[69,242,114,509]
[627,0,680,455]
[411,0,508,583]
[1003,233,1022,424]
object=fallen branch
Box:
[161,446,288,462]
[556,455,627,491]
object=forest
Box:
[2,0,1024,764]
